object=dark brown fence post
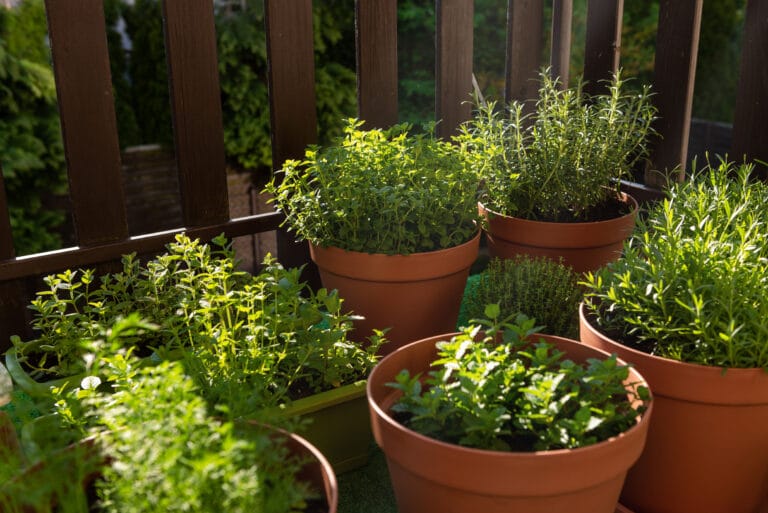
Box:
[550,0,573,88]
[436,0,474,138]
[646,0,703,186]
[505,0,544,114]
[583,0,623,97]
[356,0,398,129]
[0,169,13,260]
[731,0,768,178]
[265,0,318,275]
[163,0,229,228]
[45,0,128,246]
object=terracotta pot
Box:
[478,193,638,273]
[310,232,480,355]
[580,304,768,513]
[367,331,652,513]
[280,428,339,513]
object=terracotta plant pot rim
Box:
[478,193,638,249]
[309,231,480,283]
[368,332,653,496]
[579,302,768,405]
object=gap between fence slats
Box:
[646,0,703,186]
[265,0,318,277]
[582,0,623,97]
[505,0,544,115]
[731,0,768,178]
[356,0,398,129]
[436,0,474,138]
[163,0,229,227]
[45,0,128,246]
[550,0,573,88]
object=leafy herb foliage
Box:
[459,71,656,221]
[51,317,314,513]
[266,119,480,254]
[12,234,381,412]
[462,256,582,338]
[389,306,648,451]
[584,161,768,369]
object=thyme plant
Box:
[584,161,768,369]
[389,306,649,451]
[460,71,656,221]
[266,118,480,254]
[462,256,582,338]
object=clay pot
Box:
[309,232,480,355]
[367,331,652,513]
[280,428,339,513]
[580,304,768,513]
[478,193,638,274]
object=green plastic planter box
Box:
[280,379,371,474]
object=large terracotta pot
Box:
[310,232,480,355]
[580,304,768,513]
[367,331,652,513]
[478,193,638,273]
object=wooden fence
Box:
[0,0,766,350]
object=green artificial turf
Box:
[337,446,398,513]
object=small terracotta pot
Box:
[478,193,638,273]
[310,233,480,355]
[280,429,339,513]
[580,304,768,513]
[367,331,652,513]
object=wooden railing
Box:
[0,0,766,350]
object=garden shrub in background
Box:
[0,0,67,255]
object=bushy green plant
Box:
[583,161,768,369]
[10,235,381,410]
[0,0,68,255]
[389,306,649,451]
[460,71,656,222]
[81,360,312,513]
[266,118,480,254]
[462,256,582,338]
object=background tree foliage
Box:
[0,0,67,255]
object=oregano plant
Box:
[389,305,649,451]
[266,118,480,255]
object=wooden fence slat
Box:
[356,0,398,129]
[265,0,318,274]
[731,0,768,178]
[0,167,14,259]
[435,0,474,138]
[583,0,623,96]
[646,0,703,186]
[0,213,282,282]
[505,0,544,113]
[550,0,573,88]
[163,0,229,227]
[45,0,128,246]
[0,280,31,352]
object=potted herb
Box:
[266,119,481,352]
[460,255,582,337]
[6,235,383,473]
[1,319,338,513]
[581,161,768,513]
[367,306,652,513]
[460,72,656,273]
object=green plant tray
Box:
[4,349,84,399]
[280,380,371,475]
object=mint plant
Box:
[266,118,480,254]
[459,71,656,221]
[584,161,768,369]
[389,306,648,451]
[462,256,582,338]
